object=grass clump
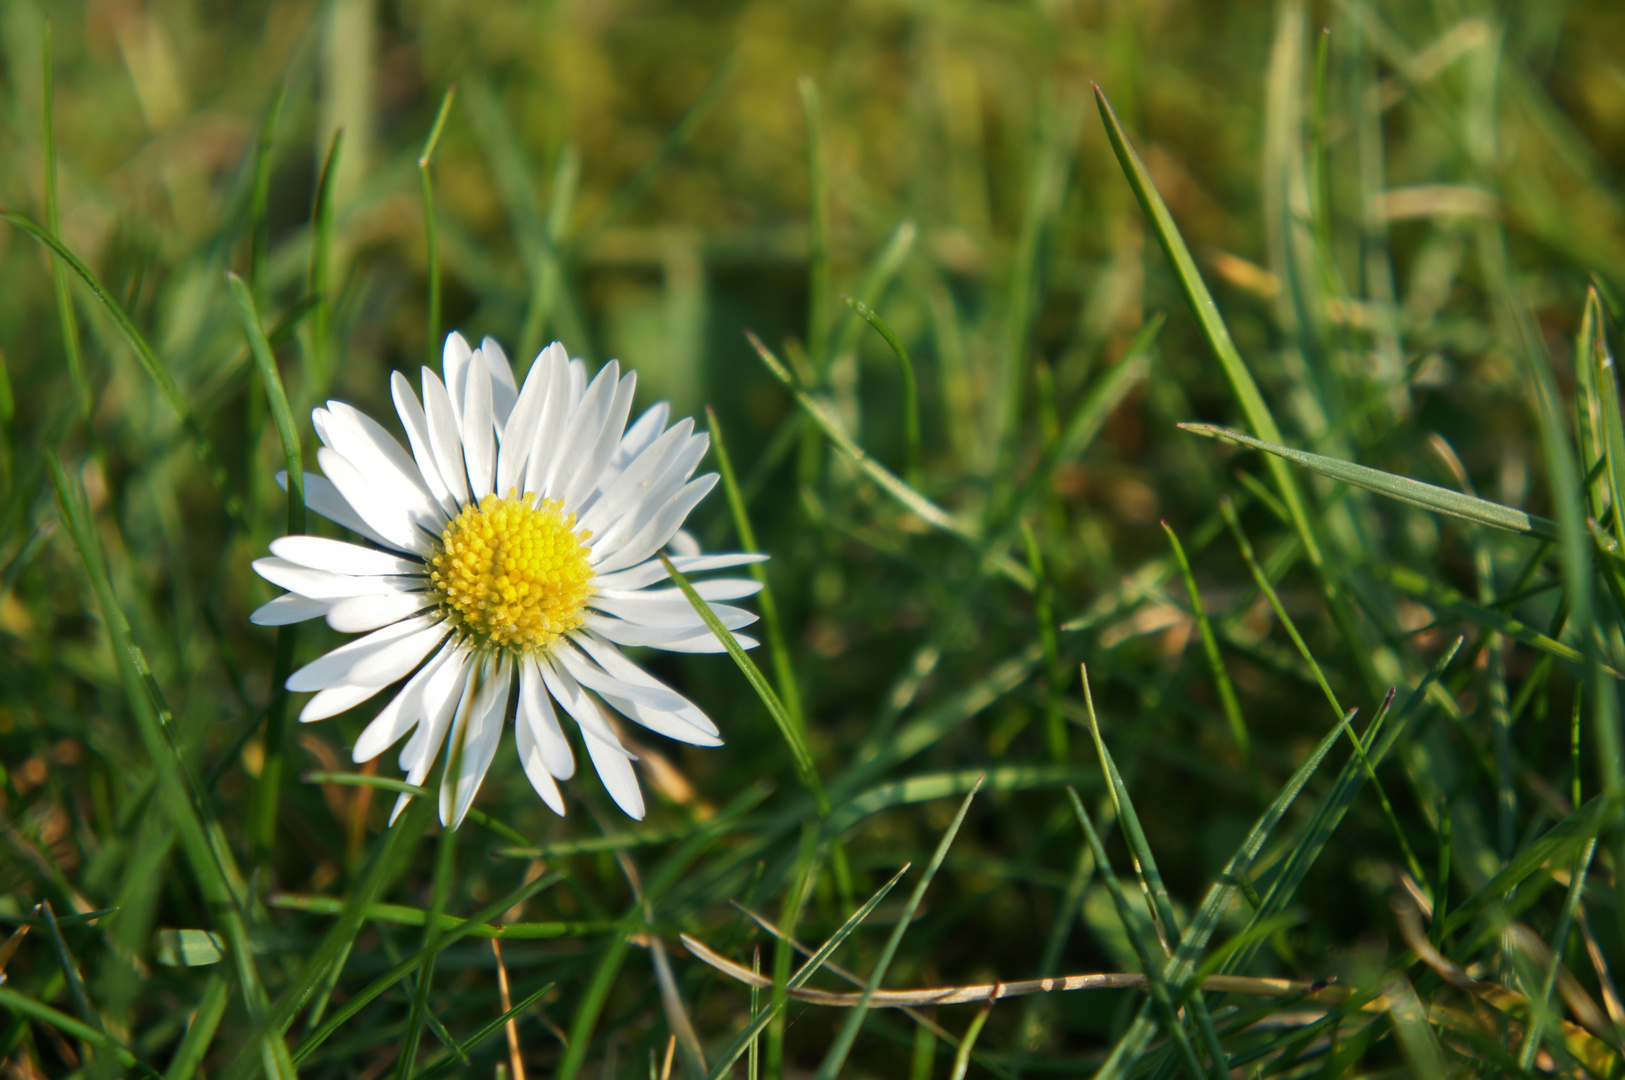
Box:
[3,1,1625,1077]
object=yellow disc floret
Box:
[429,492,595,654]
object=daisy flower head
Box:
[251,333,765,824]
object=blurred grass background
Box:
[5,0,1625,1076]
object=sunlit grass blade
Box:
[50,459,295,1079]
[844,296,922,485]
[1588,289,1625,559]
[41,20,88,419]
[419,84,458,369]
[1162,520,1249,763]
[269,892,608,939]
[661,552,826,814]
[814,781,982,1080]
[697,863,912,1080]
[1068,791,1212,1080]
[8,216,244,524]
[1183,422,1560,541]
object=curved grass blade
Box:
[12,217,244,524]
[844,296,921,485]
[1162,520,1249,762]
[1183,422,1560,541]
[41,21,88,418]
[419,84,458,369]
[814,781,982,1080]
[410,982,555,1080]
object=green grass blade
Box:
[814,781,982,1080]
[1588,289,1625,558]
[706,406,804,731]
[661,552,826,814]
[305,127,344,393]
[700,863,912,1080]
[1069,791,1212,1080]
[292,864,560,1063]
[165,974,228,1080]
[0,987,158,1079]
[1519,837,1598,1070]
[1162,520,1249,762]
[1183,422,1560,541]
[37,900,104,1037]
[247,83,286,301]
[49,459,294,1079]
[1378,563,1600,672]
[228,270,305,860]
[1094,86,1321,565]
[419,84,458,369]
[1078,667,1228,1074]
[409,982,556,1080]
[41,20,88,419]
[395,814,459,1080]
[1020,522,1067,763]
[844,296,921,485]
[799,76,831,370]
[8,215,244,524]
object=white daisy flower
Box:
[251,333,764,824]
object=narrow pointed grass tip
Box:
[250,333,768,824]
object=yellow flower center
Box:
[429,493,595,654]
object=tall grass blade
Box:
[165,974,228,1080]
[419,84,458,368]
[41,20,88,419]
[1162,521,1249,761]
[844,297,922,485]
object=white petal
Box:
[279,471,394,548]
[251,593,330,626]
[558,369,636,510]
[521,344,574,499]
[576,420,694,537]
[566,358,587,409]
[300,681,385,722]
[270,536,422,577]
[318,448,432,555]
[354,645,455,762]
[571,632,720,737]
[286,615,439,692]
[590,474,719,574]
[539,656,635,757]
[326,592,434,632]
[554,639,688,713]
[520,658,575,779]
[496,343,560,495]
[253,557,420,601]
[669,529,702,558]
[598,692,724,747]
[346,623,452,687]
[320,401,443,529]
[393,372,461,516]
[588,597,756,631]
[580,612,748,648]
[463,354,496,500]
[481,336,519,427]
[442,332,474,434]
[422,369,471,506]
[591,553,768,592]
[400,646,473,783]
[584,727,645,820]
[653,631,758,654]
[584,428,709,540]
[617,401,671,464]
[596,579,762,604]
[542,360,620,499]
[441,656,511,827]
[516,712,567,815]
